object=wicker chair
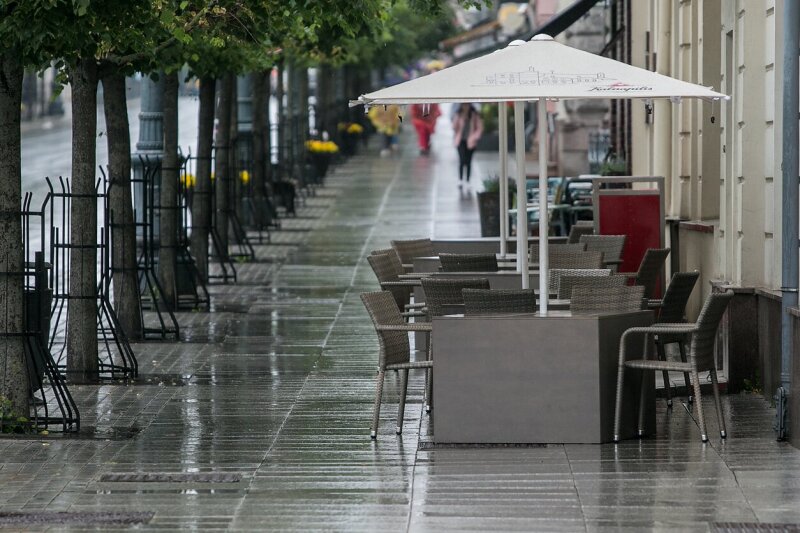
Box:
[529,243,586,264]
[371,248,406,275]
[632,248,670,299]
[549,250,605,269]
[570,285,645,313]
[558,274,627,300]
[549,268,611,295]
[391,238,435,270]
[366,253,419,311]
[361,291,434,439]
[652,271,700,407]
[439,253,499,272]
[580,235,627,269]
[421,277,491,318]
[462,289,537,315]
[567,223,594,244]
[613,290,733,443]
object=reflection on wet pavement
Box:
[1,132,799,531]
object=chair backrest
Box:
[658,271,700,323]
[361,291,410,367]
[371,248,405,276]
[390,238,435,265]
[690,290,734,370]
[558,274,626,299]
[570,285,645,313]
[567,223,594,244]
[462,289,537,315]
[367,252,410,309]
[634,248,670,298]
[367,252,398,283]
[580,234,627,264]
[549,250,604,269]
[529,243,586,265]
[549,268,611,295]
[421,277,490,317]
[439,253,499,272]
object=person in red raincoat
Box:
[410,103,441,155]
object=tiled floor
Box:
[2,127,799,531]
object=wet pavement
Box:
[3,124,800,531]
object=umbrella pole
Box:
[538,99,549,315]
[514,101,529,288]
[499,104,508,258]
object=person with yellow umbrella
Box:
[368,104,402,157]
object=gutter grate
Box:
[712,524,800,532]
[100,472,242,483]
[0,511,153,526]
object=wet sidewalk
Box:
[1,130,800,531]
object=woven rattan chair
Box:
[549,250,605,269]
[653,271,700,407]
[549,268,611,295]
[580,234,627,269]
[439,253,499,272]
[391,238,435,270]
[570,285,645,313]
[558,274,626,299]
[632,248,670,299]
[462,289,537,315]
[361,291,433,439]
[421,278,491,318]
[567,223,594,244]
[613,290,733,443]
[367,253,419,312]
[529,243,586,264]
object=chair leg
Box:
[710,368,727,438]
[656,341,672,408]
[637,370,648,437]
[690,368,708,442]
[613,364,625,442]
[370,370,385,439]
[425,337,433,414]
[679,342,693,404]
[396,369,409,434]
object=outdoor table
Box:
[431,309,655,444]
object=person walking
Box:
[452,103,483,182]
[410,103,441,155]
[368,105,402,157]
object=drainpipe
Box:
[778,0,800,441]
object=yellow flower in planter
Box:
[239,170,250,184]
[306,140,339,153]
[181,173,196,188]
[346,123,363,135]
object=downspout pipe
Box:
[779,0,800,440]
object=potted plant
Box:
[338,122,362,156]
[599,156,628,176]
[478,176,516,237]
[305,139,339,180]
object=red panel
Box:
[597,193,662,275]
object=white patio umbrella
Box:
[351,34,727,314]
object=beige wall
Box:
[631,0,785,306]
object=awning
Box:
[452,0,602,63]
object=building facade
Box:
[628,0,799,445]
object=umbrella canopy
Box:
[351,34,727,314]
[353,35,727,106]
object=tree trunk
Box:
[159,72,179,309]
[276,62,285,174]
[251,71,267,204]
[0,50,29,415]
[214,74,233,256]
[228,76,239,236]
[102,71,142,341]
[67,58,99,383]
[191,77,215,281]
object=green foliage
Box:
[0,395,31,435]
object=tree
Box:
[159,71,180,309]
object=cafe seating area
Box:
[364,233,734,445]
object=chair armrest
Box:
[405,302,426,310]
[380,280,421,288]
[622,272,638,279]
[401,311,427,319]
[398,273,427,280]
[377,323,433,332]
[646,299,663,309]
